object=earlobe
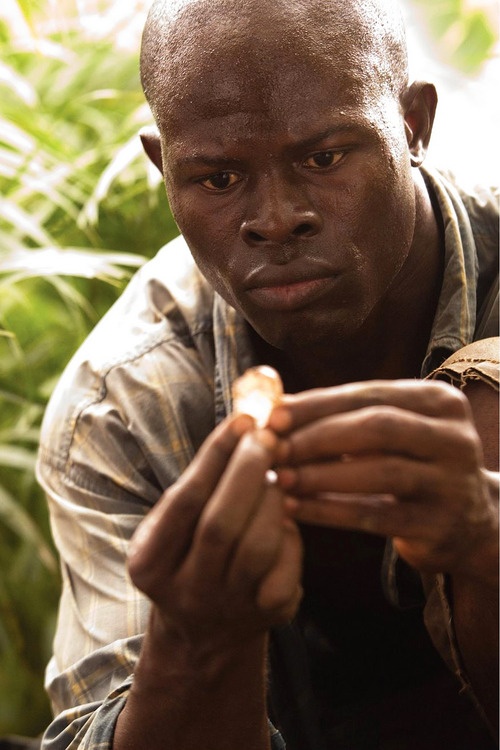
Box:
[402,82,438,168]
[139,127,164,175]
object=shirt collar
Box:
[420,166,478,375]
[213,296,259,424]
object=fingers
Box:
[226,483,286,587]
[289,492,434,540]
[280,455,440,498]
[189,429,279,579]
[265,379,494,579]
[284,407,481,468]
[287,490,489,574]
[270,379,470,433]
[256,521,303,621]
[177,413,257,500]
[128,414,255,588]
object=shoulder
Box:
[424,166,498,221]
[427,337,499,471]
[37,235,217,494]
[423,166,498,249]
[423,166,499,338]
[428,338,499,390]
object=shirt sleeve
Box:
[421,337,500,733]
[380,338,499,740]
[36,314,215,747]
[38,404,156,749]
[42,672,131,750]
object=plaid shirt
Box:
[37,168,498,749]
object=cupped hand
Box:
[271,379,498,580]
[127,414,303,653]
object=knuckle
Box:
[364,383,393,407]
[127,546,162,598]
[248,541,278,573]
[163,475,205,517]
[127,551,148,590]
[178,481,209,513]
[430,380,469,416]
[200,515,232,548]
[448,421,482,462]
[127,517,160,588]
[234,543,279,587]
[260,584,303,624]
[363,405,399,436]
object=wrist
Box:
[116,608,271,750]
[135,606,269,694]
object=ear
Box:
[140,127,164,175]
[402,82,438,168]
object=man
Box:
[37,0,499,748]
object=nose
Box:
[240,174,322,247]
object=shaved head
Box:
[140,0,409,125]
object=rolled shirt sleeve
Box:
[36,241,219,747]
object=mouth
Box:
[246,275,337,311]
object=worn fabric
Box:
[418,335,500,738]
[36,167,498,749]
[428,336,499,389]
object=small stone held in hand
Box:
[232,365,284,428]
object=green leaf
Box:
[0,443,37,470]
[0,484,57,572]
[0,246,145,281]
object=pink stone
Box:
[232,365,284,428]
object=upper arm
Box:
[463,380,499,472]
[426,338,499,472]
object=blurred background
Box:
[0,0,498,738]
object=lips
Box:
[246,274,337,311]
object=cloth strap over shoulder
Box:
[427,337,499,391]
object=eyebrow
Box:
[173,122,361,168]
[175,154,240,168]
[295,123,360,151]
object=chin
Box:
[252,313,351,353]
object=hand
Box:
[271,379,498,579]
[127,414,303,656]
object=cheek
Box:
[355,149,415,254]
[166,185,241,301]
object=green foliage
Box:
[413,0,497,73]
[0,0,178,737]
[0,0,496,740]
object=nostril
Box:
[293,223,314,237]
[248,230,266,243]
[241,214,321,246]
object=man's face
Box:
[156,35,417,351]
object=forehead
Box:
[156,29,389,141]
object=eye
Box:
[199,171,241,191]
[303,150,344,169]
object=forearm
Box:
[113,608,271,750]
